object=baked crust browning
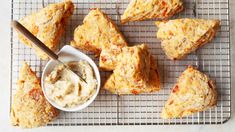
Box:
[71,8,127,56]
[161,66,217,119]
[121,0,183,24]
[11,63,59,128]
[156,18,220,60]
[18,1,74,60]
[103,44,160,95]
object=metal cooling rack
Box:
[11,0,231,125]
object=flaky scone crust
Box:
[18,1,74,60]
[161,66,217,119]
[121,0,183,24]
[103,44,160,95]
[11,63,59,128]
[156,18,220,60]
[71,8,127,56]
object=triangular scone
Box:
[71,8,127,56]
[156,19,220,60]
[161,66,217,119]
[103,44,160,95]
[121,0,183,24]
[11,63,59,128]
[18,1,74,60]
[114,44,152,86]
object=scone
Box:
[103,44,160,95]
[156,18,220,60]
[71,8,127,56]
[121,0,183,24]
[11,63,59,128]
[18,1,74,60]
[161,66,217,119]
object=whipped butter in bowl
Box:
[45,61,97,108]
[42,45,101,112]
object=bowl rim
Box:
[41,45,101,112]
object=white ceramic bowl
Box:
[41,45,101,112]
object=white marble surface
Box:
[0,0,234,132]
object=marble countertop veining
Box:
[0,0,234,132]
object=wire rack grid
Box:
[11,0,231,126]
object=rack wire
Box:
[11,0,231,125]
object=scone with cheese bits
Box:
[18,1,74,60]
[103,44,160,95]
[71,8,127,56]
[156,18,220,60]
[11,63,59,128]
[121,0,183,24]
[161,66,217,119]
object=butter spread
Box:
[45,61,97,108]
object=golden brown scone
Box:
[18,1,74,60]
[121,0,183,24]
[11,62,59,128]
[161,66,217,119]
[103,44,160,95]
[156,18,220,60]
[71,8,127,56]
